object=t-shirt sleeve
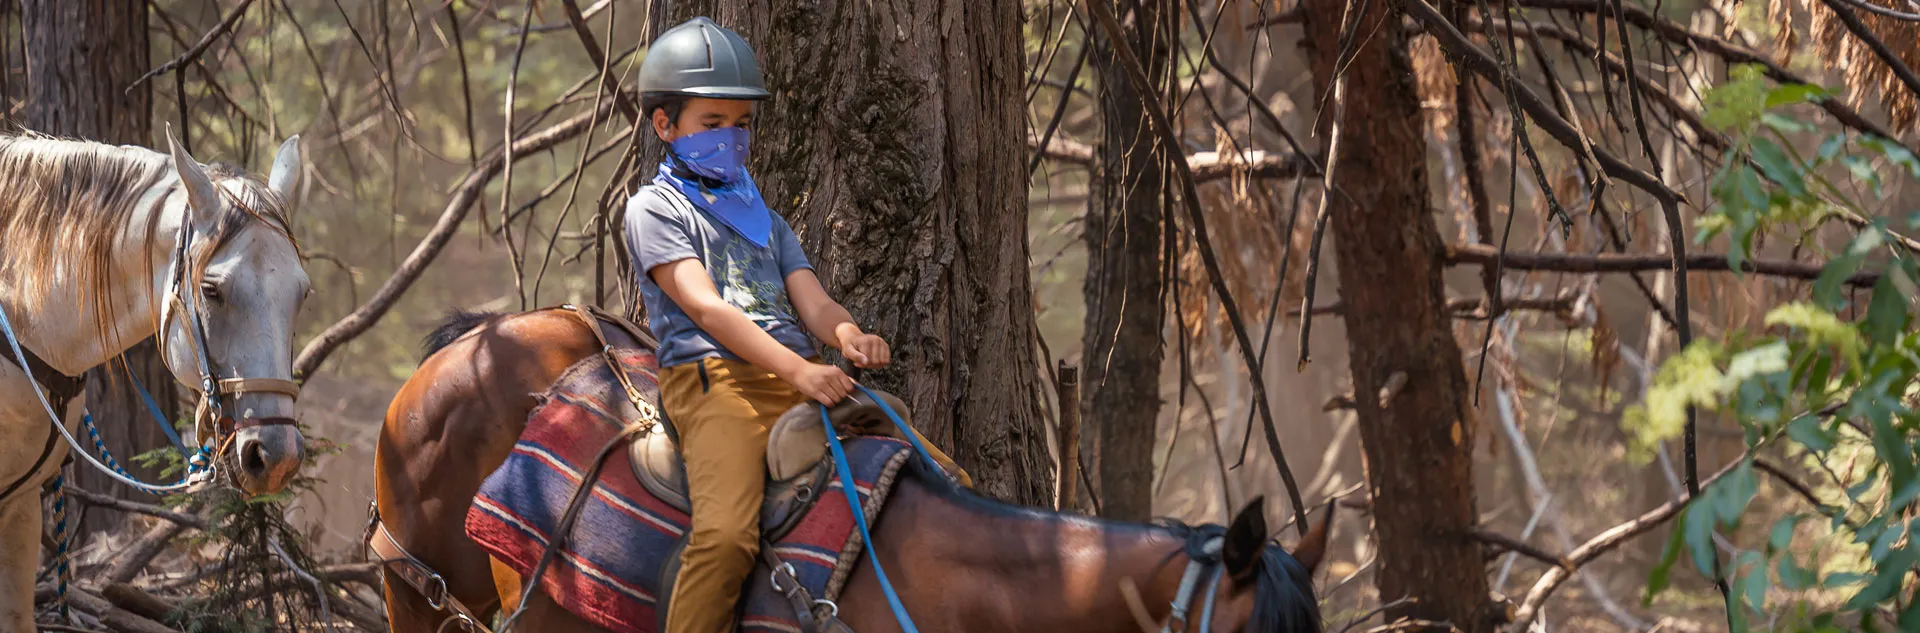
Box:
[625,189,699,274]
[773,215,813,277]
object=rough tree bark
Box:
[1300,0,1496,630]
[645,2,1054,504]
[20,0,177,542]
[1083,0,1169,522]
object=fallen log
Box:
[102,583,180,625]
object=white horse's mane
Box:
[0,132,296,339]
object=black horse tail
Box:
[420,309,502,363]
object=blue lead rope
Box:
[123,366,190,454]
[820,392,924,633]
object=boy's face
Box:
[652,97,754,142]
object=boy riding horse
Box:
[626,17,972,633]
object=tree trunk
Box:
[1083,0,1169,522]
[1300,0,1495,630]
[647,3,1054,505]
[20,0,173,541]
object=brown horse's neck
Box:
[867,474,1201,632]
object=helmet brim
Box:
[651,86,772,101]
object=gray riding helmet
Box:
[638,16,771,101]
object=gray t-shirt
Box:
[623,184,817,368]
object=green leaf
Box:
[1766,82,1831,107]
[1718,460,1759,523]
[1634,341,1728,451]
[1825,571,1870,589]
[1646,523,1687,605]
[1843,155,1885,196]
[1750,137,1809,197]
[1724,340,1791,391]
[1818,134,1848,165]
[1761,112,1812,134]
[1806,352,1835,401]
[1768,303,1864,366]
[1737,551,1771,615]
[1777,553,1817,591]
[1768,514,1804,554]
[1787,413,1836,452]
[1684,503,1722,578]
[1865,273,1911,348]
[1846,546,1918,609]
[1861,135,1920,179]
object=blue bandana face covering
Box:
[658,126,773,247]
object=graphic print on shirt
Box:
[714,234,796,325]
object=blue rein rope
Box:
[820,384,939,633]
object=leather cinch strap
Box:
[366,516,495,633]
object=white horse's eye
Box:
[200,280,223,303]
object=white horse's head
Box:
[157,131,310,496]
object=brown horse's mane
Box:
[421,309,505,363]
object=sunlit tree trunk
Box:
[1300,0,1496,628]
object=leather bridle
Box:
[155,198,301,468]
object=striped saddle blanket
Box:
[464,348,912,633]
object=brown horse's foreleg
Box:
[489,562,610,633]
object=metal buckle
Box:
[770,562,799,593]
[423,571,450,610]
[435,613,480,633]
[812,599,840,619]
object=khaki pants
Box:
[659,357,970,633]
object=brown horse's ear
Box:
[1289,503,1336,574]
[1223,496,1268,581]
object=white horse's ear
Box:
[267,134,302,211]
[165,124,221,229]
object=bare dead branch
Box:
[1508,455,1747,631]
[1247,6,1305,29]
[1470,529,1576,571]
[1029,133,1315,181]
[64,487,206,531]
[1083,0,1311,537]
[1516,0,1906,146]
[101,583,179,624]
[1402,0,1681,205]
[1295,293,1581,319]
[1446,242,1883,286]
[1815,0,1920,107]
[127,0,258,92]
[511,0,612,34]
[293,99,620,379]
[1029,35,1090,178]
[1471,17,1728,150]
[559,0,641,123]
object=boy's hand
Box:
[786,363,855,405]
[842,332,891,368]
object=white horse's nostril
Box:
[241,440,270,477]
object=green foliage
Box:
[1638,64,1920,630]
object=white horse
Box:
[0,129,313,628]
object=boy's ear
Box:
[651,108,674,141]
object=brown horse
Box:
[373,307,1333,633]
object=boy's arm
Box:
[650,259,853,404]
[785,269,889,368]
